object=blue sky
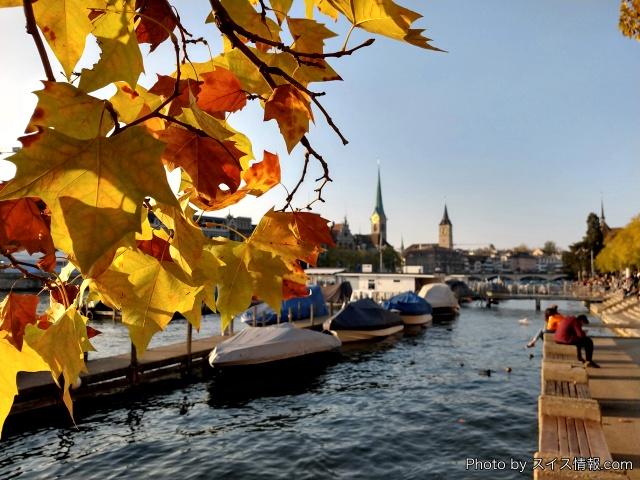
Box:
[0,1,638,250]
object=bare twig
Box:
[23,0,55,81]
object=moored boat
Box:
[383,291,433,326]
[239,285,328,327]
[418,283,460,318]
[323,298,404,343]
[208,323,341,367]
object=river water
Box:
[1,300,591,479]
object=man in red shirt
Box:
[554,314,600,368]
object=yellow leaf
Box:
[271,0,293,24]
[27,82,115,139]
[304,0,340,20]
[0,127,177,275]
[288,17,337,54]
[109,82,163,124]
[221,0,281,43]
[0,0,21,7]
[326,0,441,50]
[79,33,144,93]
[0,334,50,438]
[33,0,93,78]
[92,248,207,353]
[23,305,92,421]
[264,85,314,153]
[152,204,206,276]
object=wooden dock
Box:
[12,334,227,417]
[536,333,637,479]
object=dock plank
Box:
[558,416,570,456]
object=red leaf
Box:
[282,279,309,299]
[137,235,174,262]
[135,0,178,52]
[51,284,80,306]
[0,292,39,350]
[87,325,101,339]
[0,197,57,272]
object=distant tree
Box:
[562,213,604,278]
[620,0,640,39]
[513,244,530,253]
[542,241,558,256]
[596,215,640,271]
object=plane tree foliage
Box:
[0,0,439,433]
[596,216,640,272]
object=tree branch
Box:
[23,0,55,82]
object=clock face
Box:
[371,213,380,223]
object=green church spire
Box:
[373,164,385,216]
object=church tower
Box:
[370,165,387,247]
[438,204,453,249]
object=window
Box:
[367,279,375,290]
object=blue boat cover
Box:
[383,291,432,316]
[242,285,328,325]
[329,298,403,331]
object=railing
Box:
[469,281,606,300]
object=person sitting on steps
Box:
[526,304,563,348]
[554,314,600,368]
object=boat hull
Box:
[400,313,433,326]
[332,324,404,343]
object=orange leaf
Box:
[137,235,173,263]
[0,197,57,272]
[282,279,309,299]
[196,68,246,115]
[242,150,281,196]
[264,85,314,153]
[159,126,243,200]
[135,0,178,52]
[186,150,280,211]
[0,293,39,350]
[148,75,202,117]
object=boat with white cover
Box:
[383,291,433,326]
[208,323,341,367]
[418,283,460,318]
[323,298,404,343]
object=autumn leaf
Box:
[79,33,144,93]
[136,234,173,262]
[26,82,115,139]
[148,203,206,275]
[0,197,57,271]
[288,17,337,54]
[50,283,80,307]
[0,0,21,7]
[183,150,280,211]
[325,0,441,50]
[221,0,281,43]
[0,334,50,438]
[196,68,247,115]
[242,150,281,196]
[0,127,177,275]
[92,248,208,353]
[271,0,293,24]
[110,82,163,123]
[135,0,178,51]
[0,293,39,350]
[264,85,314,152]
[23,304,93,420]
[149,75,202,117]
[304,0,340,20]
[32,0,93,78]
[158,125,243,201]
[250,208,334,265]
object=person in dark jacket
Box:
[554,314,600,368]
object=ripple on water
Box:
[1,300,588,479]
